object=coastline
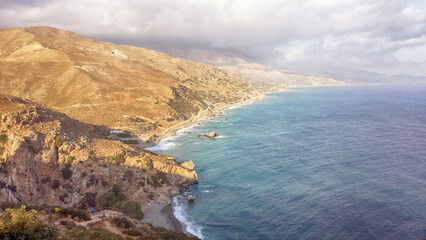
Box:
[142,203,185,234]
[142,92,267,238]
[153,93,266,145]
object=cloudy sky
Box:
[1,0,426,76]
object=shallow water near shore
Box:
[151,84,426,240]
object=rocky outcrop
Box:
[179,161,195,170]
[0,95,197,207]
[197,132,219,138]
[187,195,196,202]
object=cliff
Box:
[0,95,197,207]
[0,26,261,139]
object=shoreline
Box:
[153,93,266,145]
[142,203,187,234]
[142,93,267,238]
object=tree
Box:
[0,205,57,239]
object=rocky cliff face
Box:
[0,26,261,138]
[0,95,197,207]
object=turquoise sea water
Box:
[149,84,426,240]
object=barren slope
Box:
[0,26,260,137]
[0,95,197,207]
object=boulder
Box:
[187,195,196,202]
[197,132,218,138]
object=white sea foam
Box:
[146,136,180,151]
[172,197,204,239]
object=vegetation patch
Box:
[122,229,142,237]
[96,185,144,220]
[120,139,139,145]
[0,205,58,240]
[106,151,126,165]
[61,164,72,179]
[116,131,131,138]
[111,217,134,229]
[58,207,91,221]
[51,179,60,189]
[0,135,7,144]
[55,137,62,149]
[66,155,74,164]
[41,176,51,184]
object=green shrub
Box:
[122,229,142,236]
[156,171,170,185]
[66,156,74,164]
[166,118,175,122]
[96,185,126,209]
[0,146,4,155]
[149,176,162,188]
[0,205,58,240]
[61,165,72,179]
[96,185,143,219]
[41,176,51,184]
[0,134,7,144]
[116,132,131,138]
[51,179,60,189]
[107,151,126,165]
[58,208,91,221]
[55,137,62,149]
[78,192,97,210]
[102,180,108,187]
[114,200,144,220]
[121,139,139,144]
[111,217,134,229]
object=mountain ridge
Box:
[0,26,261,142]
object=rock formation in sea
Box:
[197,132,219,138]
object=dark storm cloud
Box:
[1,0,426,75]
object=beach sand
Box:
[143,203,184,233]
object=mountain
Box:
[317,68,426,84]
[0,26,261,140]
[150,48,346,88]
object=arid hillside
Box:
[0,95,197,207]
[0,26,260,138]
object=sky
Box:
[1,0,426,76]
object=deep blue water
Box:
[150,84,426,240]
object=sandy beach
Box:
[142,203,184,233]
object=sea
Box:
[147,84,426,240]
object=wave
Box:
[146,136,181,151]
[171,196,204,239]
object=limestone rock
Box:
[197,132,218,138]
[0,95,198,207]
[179,161,195,170]
[187,195,195,202]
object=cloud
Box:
[1,0,426,75]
